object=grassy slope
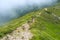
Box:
[0,11,36,38]
[30,3,60,40]
[0,3,60,40]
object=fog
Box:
[0,0,58,25]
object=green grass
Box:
[0,11,37,38]
[0,3,60,40]
[30,3,60,40]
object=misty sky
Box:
[0,0,57,25]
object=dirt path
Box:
[0,18,35,40]
[0,10,43,40]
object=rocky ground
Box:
[0,10,42,40]
[0,18,35,40]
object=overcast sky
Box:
[0,0,57,25]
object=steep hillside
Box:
[30,3,60,40]
[0,3,60,40]
[0,11,36,38]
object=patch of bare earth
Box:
[0,18,35,40]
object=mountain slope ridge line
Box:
[0,16,36,40]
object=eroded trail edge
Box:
[1,18,35,40]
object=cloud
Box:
[0,0,57,25]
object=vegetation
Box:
[0,11,36,38]
[0,3,60,40]
[30,3,60,40]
